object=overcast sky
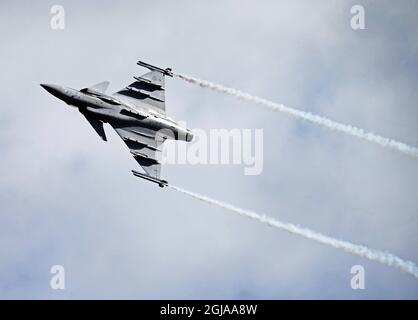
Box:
[0,0,417,299]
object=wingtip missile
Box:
[132,170,168,188]
[137,60,173,77]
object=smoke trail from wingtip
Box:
[173,72,418,159]
[168,184,418,280]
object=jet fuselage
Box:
[40,84,193,142]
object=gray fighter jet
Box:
[41,61,193,187]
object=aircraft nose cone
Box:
[40,83,62,97]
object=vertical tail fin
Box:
[82,81,110,94]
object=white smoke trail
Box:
[173,72,418,159]
[168,184,418,280]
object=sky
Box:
[0,0,417,299]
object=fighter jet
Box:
[41,61,193,188]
